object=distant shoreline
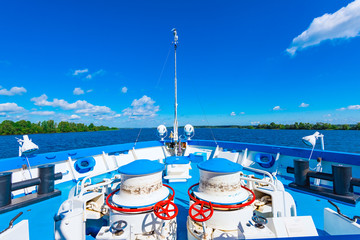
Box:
[1,120,360,136]
[192,122,360,130]
[176,122,360,131]
[0,120,118,136]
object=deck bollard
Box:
[38,164,55,195]
[0,164,62,214]
[287,159,360,204]
[0,172,12,208]
[332,165,352,196]
[294,159,310,187]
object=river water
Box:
[1,128,359,159]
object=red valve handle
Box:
[154,200,178,220]
[188,183,255,209]
[106,184,175,213]
[189,200,214,222]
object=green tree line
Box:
[251,122,360,130]
[195,122,360,130]
[0,120,118,135]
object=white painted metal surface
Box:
[164,163,192,182]
[324,208,360,235]
[196,170,248,204]
[112,172,169,207]
[0,220,29,240]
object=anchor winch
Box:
[55,159,178,240]
[186,157,318,239]
[187,158,256,239]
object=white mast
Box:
[172,28,179,143]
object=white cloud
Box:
[94,69,105,75]
[93,113,121,121]
[75,106,112,114]
[30,111,55,116]
[299,102,309,108]
[30,94,124,123]
[0,102,25,112]
[87,89,93,93]
[73,69,88,76]
[121,87,128,93]
[70,114,81,120]
[0,86,27,96]
[251,121,260,125]
[73,87,85,95]
[240,112,245,115]
[230,112,236,116]
[122,95,160,119]
[273,106,282,111]
[84,69,105,80]
[31,94,50,106]
[348,105,360,110]
[31,94,91,110]
[337,104,360,110]
[31,94,114,115]
[287,0,360,55]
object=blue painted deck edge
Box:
[188,140,360,166]
[1,139,360,172]
[0,141,164,172]
[262,235,360,240]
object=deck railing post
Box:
[0,172,12,207]
[294,159,310,187]
[38,164,55,195]
[332,165,352,195]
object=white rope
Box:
[308,144,315,161]
[25,156,33,178]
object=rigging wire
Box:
[129,47,171,147]
[192,90,218,145]
[133,127,143,149]
[155,44,172,89]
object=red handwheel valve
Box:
[189,200,214,222]
[154,200,178,220]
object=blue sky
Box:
[1,0,360,127]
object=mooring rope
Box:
[308,144,315,161]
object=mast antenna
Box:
[172,28,179,151]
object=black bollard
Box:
[38,164,55,195]
[333,165,352,196]
[0,172,12,207]
[294,159,310,187]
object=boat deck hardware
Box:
[328,200,360,223]
[0,164,62,214]
[0,211,23,234]
[287,159,360,204]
